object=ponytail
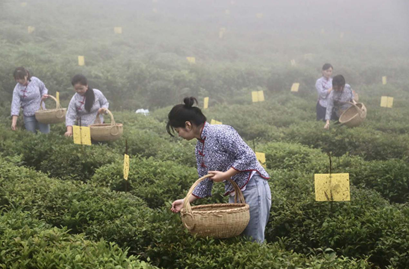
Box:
[71,74,95,112]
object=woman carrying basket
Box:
[168,97,272,243]
[64,74,109,137]
[324,75,356,129]
[10,67,50,134]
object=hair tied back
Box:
[183,97,198,108]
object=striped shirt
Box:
[193,122,270,198]
[325,84,354,120]
[316,76,332,107]
[65,89,109,127]
[11,77,48,117]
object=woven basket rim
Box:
[35,108,66,114]
[90,123,123,128]
[339,104,364,123]
[181,203,249,215]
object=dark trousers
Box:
[316,102,338,121]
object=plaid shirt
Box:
[11,77,48,117]
[193,122,270,198]
[325,84,354,120]
[66,89,109,127]
[316,76,332,107]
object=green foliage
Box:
[0,210,156,268]
[91,157,197,208]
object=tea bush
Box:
[91,157,198,208]
[0,210,155,269]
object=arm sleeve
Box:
[347,85,354,102]
[11,87,21,116]
[65,97,77,126]
[98,91,109,109]
[316,79,329,100]
[325,91,334,120]
[220,126,256,171]
[37,79,48,96]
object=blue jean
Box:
[23,115,50,134]
[229,174,272,243]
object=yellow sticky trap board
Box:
[382,76,387,85]
[219,27,226,39]
[256,13,263,19]
[225,9,230,15]
[291,59,296,66]
[186,57,196,64]
[291,83,300,92]
[114,27,122,34]
[78,56,85,66]
[380,96,394,108]
[73,126,91,146]
[340,32,344,39]
[255,152,266,168]
[257,91,265,102]
[315,173,350,201]
[27,26,35,34]
[21,2,27,7]
[56,92,60,104]
[204,97,209,109]
[252,91,259,102]
[123,154,130,180]
[210,119,222,125]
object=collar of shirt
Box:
[198,121,208,143]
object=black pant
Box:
[316,102,338,121]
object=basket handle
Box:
[182,174,246,215]
[348,102,367,119]
[95,108,116,126]
[39,95,60,110]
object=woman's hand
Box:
[98,108,107,114]
[65,126,73,137]
[208,171,228,182]
[11,115,18,131]
[41,94,49,101]
[324,120,330,130]
[171,199,184,213]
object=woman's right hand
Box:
[171,199,184,213]
[64,131,73,137]
[11,123,17,131]
[324,120,330,130]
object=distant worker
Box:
[64,74,109,137]
[315,63,333,121]
[324,75,356,129]
[10,67,50,133]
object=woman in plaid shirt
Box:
[167,97,272,243]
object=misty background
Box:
[0,0,408,111]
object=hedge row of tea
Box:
[0,156,372,268]
[1,114,409,267]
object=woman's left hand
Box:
[208,171,228,182]
[41,94,49,101]
[98,108,107,114]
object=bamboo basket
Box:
[35,95,66,124]
[90,109,123,141]
[339,102,367,127]
[180,175,250,239]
